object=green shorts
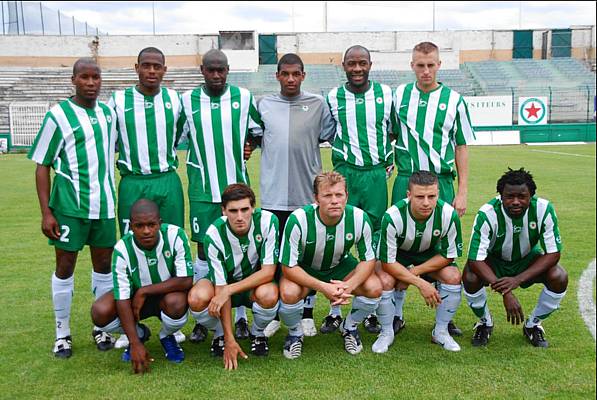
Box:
[189,201,222,242]
[117,171,184,235]
[299,254,359,283]
[333,161,387,234]
[391,172,456,205]
[231,290,253,308]
[487,247,543,289]
[49,211,116,252]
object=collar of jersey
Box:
[201,84,229,99]
[315,204,344,228]
[132,85,162,98]
[413,81,443,95]
[343,81,372,96]
[67,98,97,112]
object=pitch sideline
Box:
[578,259,596,341]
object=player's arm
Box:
[131,277,192,321]
[453,144,468,217]
[344,259,376,295]
[34,164,60,240]
[116,299,151,374]
[382,261,441,307]
[219,287,247,370]
[411,254,454,276]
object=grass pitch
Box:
[0,144,595,399]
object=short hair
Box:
[343,45,371,62]
[408,170,439,190]
[130,198,160,220]
[72,57,100,76]
[313,171,347,195]
[277,53,304,72]
[413,41,439,55]
[137,47,165,64]
[496,168,537,196]
[202,49,228,67]
[221,183,256,208]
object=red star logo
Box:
[525,103,541,119]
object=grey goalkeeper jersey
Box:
[254,91,335,211]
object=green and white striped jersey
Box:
[205,209,279,285]
[108,87,185,176]
[181,84,262,202]
[327,81,393,167]
[28,99,117,219]
[280,204,375,271]
[112,223,193,300]
[379,198,463,263]
[468,196,562,262]
[393,82,474,175]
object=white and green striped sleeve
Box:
[27,112,63,166]
[440,207,463,259]
[280,214,303,267]
[112,246,132,301]
[538,200,562,254]
[261,213,279,265]
[454,96,475,145]
[467,211,493,261]
[169,226,194,278]
[248,92,262,131]
[356,211,376,262]
[205,232,227,286]
[379,212,399,263]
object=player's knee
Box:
[546,264,568,293]
[363,274,383,298]
[461,263,481,291]
[279,286,302,304]
[255,284,279,309]
[441,267,462,285]
[188,282,212,311]
[162,292,188,318]
[90,294,116,326]
[376,270,396,291]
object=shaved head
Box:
[130,199,160,220]
[73,57,100,76]
[343,45,370,62]
[202,49,228,67]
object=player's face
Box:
[343,49,371,90]
[135,52,166,92]
[407,183,439,221]
[276,63,305,97]
[501,184,531,219]
[315,182,348,221]
[223,198,254,236]
[131,212,162,250]
[72,64,101,102]
[201,61,229,93]
[411,50,441,90]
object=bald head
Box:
[73,57,100,76]
[202,49,228,67]
[130,199,160,220]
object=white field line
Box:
[530,149,596,158]
[578,259,596,342]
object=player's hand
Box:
[223,339,247,370]
[131,290,147,321]
[41,211,60,240]
[503,292,524,325]
[328,280,353,305]
[385,164,395,180]
[417,281,441,308]
[208,289,230,318]
[243,141,253,161]
[452,193,467,218]
[491,276,521,295]
[130,342,152,374]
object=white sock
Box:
[251,302,278,336]
[100,318,124,334]
[344,296,381,331]
[235,306,247,322]
[435,284,462,333]
[394,289,406,318]
[279,300,304,336]
[329,305,342,317]
[526,287,566,328]
[159,311,188,339]
[377,290,395,335]
[91,271,113,299]
[52,273,74,339]
[193,258,209,283]
[464,287,493,326]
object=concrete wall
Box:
[0,26,594,69]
